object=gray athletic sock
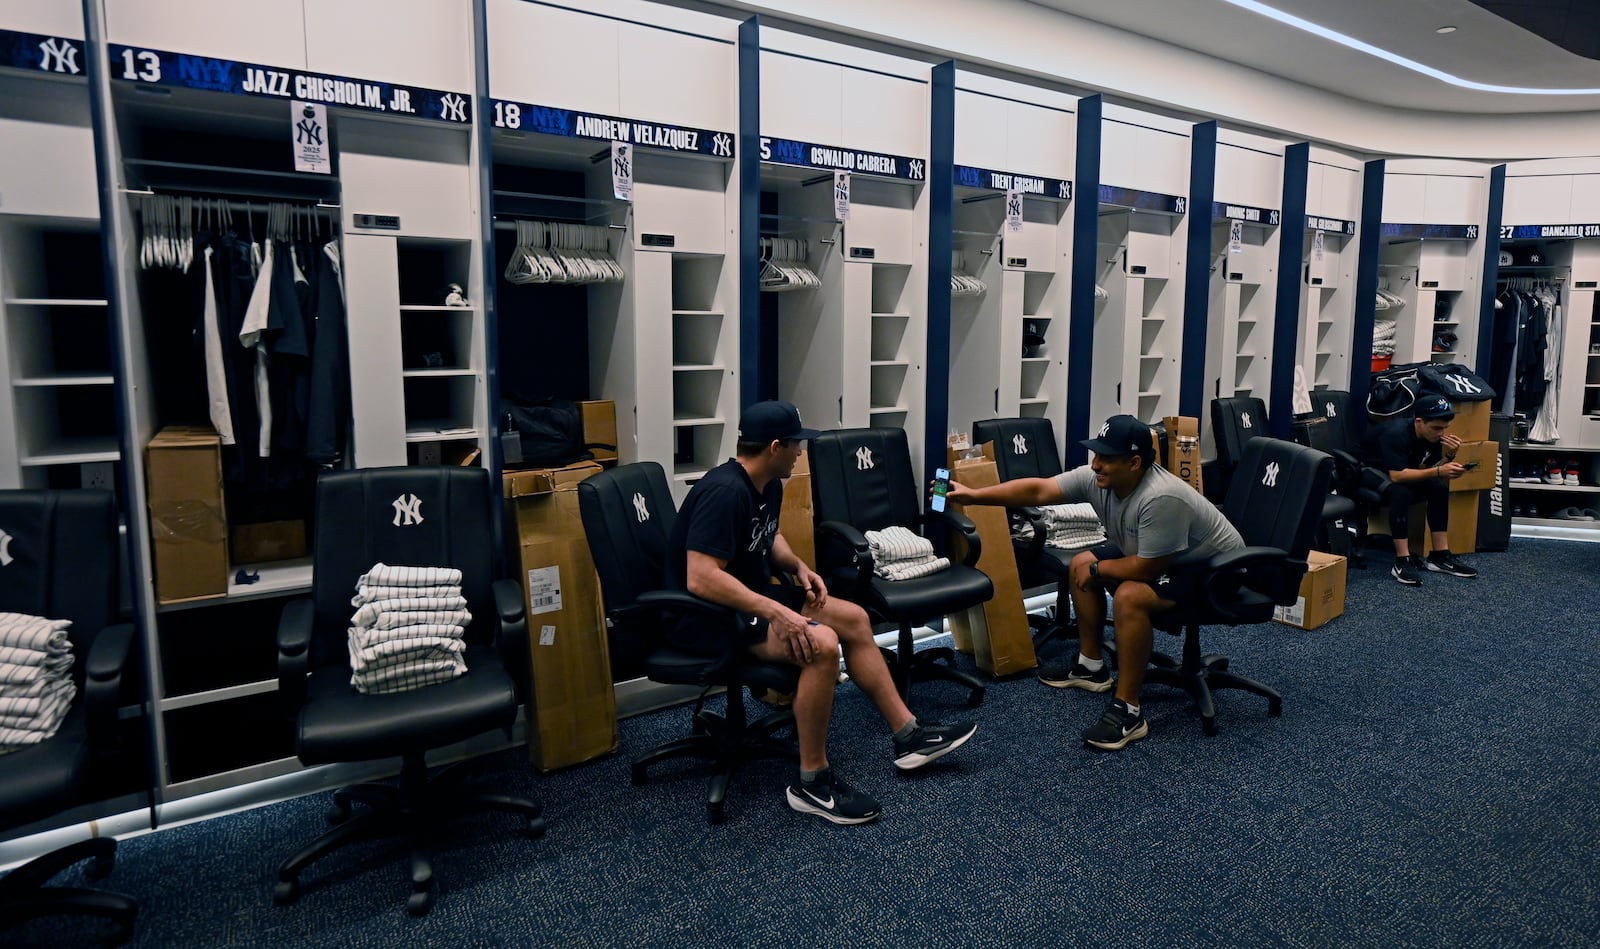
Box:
[800,766,828,783]
[892,717,919,740]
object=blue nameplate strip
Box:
[1381,223,1479,240]
[1213,202,1280,226]
[106,44,472,125]
[490,99,733,158]
[1307,215,1357,235]
[954,164,1072,201]
[1501,223,1600,240]
[1,28,85,76]
[1099,185,1186,215]
[760,137,926,182]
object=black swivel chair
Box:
[1212,396,1357,555]
[274,467,543,916]
[578,462,799,824]
[0,490,137,943]
[1146,438,1332,735]
[809,429,993,706]
[1304,389,1390,567]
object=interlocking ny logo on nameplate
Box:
[391,493,424,527]
[1013,434,1028,455]
[0,527,14,566]
[855,447,875,471]
[632,492,650,523]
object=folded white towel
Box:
[351,656,466,695]
[0,677,75,721]
[1046,525,1108,550]
[1038,503,1100,527]
[0,657,73,685]
[0,614,71,652]
[0,644,70,667]
[350,635,465,667]
[0,681,74,750]
[348,623,466,652]
[357,563,462,588]
[351,584,460,607]
[349,598,469,629]
[876,556,951,581]
[864,526,936,565]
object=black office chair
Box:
[1303,389,1390,567]
[1147,438,1332,736]
[972,417,1082,651]
[809,428,993,706]
[578,462,799,824]
[273,467,543,916]
[0,490,137,943]
[1212,396,1357,555]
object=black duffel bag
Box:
[503,395,614,468]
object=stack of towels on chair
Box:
[348,563,471,695]
[863,526,950,580]
[0,612,76,753]
[1036,502,1107,550]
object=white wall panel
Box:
[105,0,308,67]
[1101,120,1187,195]
[954,90,1008,170]
[487,0,619,113]
[761,27,926,79]
[1309,162,1361,220]
[1,0,84,37]
[631,181,726,257]
[760,52,841,145]
[343,234,407,467]
[618,26,735,131]
[1422,176,1480,225]
[1006,100,1074,180]
[1504,175,1575,224]
[1571,176,1600,222]
[340,150,474,239]
[305,0,472,93]
[0,116,97,218]
[1382,175,1427,222]
[1215,143,1279,209]
[840,70,926,158]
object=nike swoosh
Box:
[748,616,760,626]
[923,736,944,744]
[807,791,835,808]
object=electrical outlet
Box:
[416,442,442,466]
[80,462,115,491]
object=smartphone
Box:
[931,467,951,512]
[1461,461,1479,471]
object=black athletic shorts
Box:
[666,582,809,655]
[1088,543,1206,606]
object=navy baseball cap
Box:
[739,400,820,443]
[1417,396,1455,419]
[1082,414,1156,460]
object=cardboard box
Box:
[230,520,307,564]
[1448,441,1499,492]
[146,426,229,605]
[1372,491,1481,556]
[580,400,618,466]
[1161,416,1203,494]
[945,443,1037,676]
[1272,550,1347,630]
[503,462,619,771]
[1450,400,1491,442]
[779,449,816,572]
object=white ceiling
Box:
[1032,0,1600,113]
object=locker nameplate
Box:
[353,214,401,230]
[641,234,676,248]
[850,247,876,259]
[2,28,85,75]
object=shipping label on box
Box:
[1273,550,1347,630]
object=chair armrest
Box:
[1359,465,1393,499]
[83,622,135,750]
[492,578,529,699]
[1198,545,1298,621]
[815,520,874,588]
[277,598,314,712]
[917,509,982,566]
[637,589,738,622]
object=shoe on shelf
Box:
[1037,659,1113,692]
[1425,551,1478,578]
[1082,699,1149,751]
[892,719,978,771]
[1391,556,1422,586]
[786,769,882,825]
[1545,458,1565,485]
[1566,460,1581,486]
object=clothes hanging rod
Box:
[122,189,340,210]
[492,218,628,231]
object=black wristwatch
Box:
[1089,561,1100,580]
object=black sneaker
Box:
[1081,699,1149,751]
[1037,659,1113,692]
[892,720,977,770]
[1425,551,1477,578]
[1391,557,1421,586]
[786,769,882,825]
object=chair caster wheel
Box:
[326,803,351,825]
[526,816,547,839]
[706,801,725,825]
[274,879,300,906]
[85,851,115,881]
[407,886,436,916]
[1268,699,1283,717]
[966,687,986,708]
[630,765,648,786]
[1201,719,1219,737]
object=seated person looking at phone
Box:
[666,400,976,825]
[1359,395,1478,586]
[943,415,1243,751]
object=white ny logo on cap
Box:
[1097,422,1111,438]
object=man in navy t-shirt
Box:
[666,401,976,826]
[1360,395,1478,586]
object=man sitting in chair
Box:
[666,400,977,825]
[1359,395,1477,587]
[945,414,1243,751]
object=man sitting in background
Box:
[1360,395,1477,586]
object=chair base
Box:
[630,688,799,824]
[0,837,137,944]
[884,620,986,707]
[274,753,544,916]
[1147,625,1282,736]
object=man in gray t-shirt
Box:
[945,414,1242,751]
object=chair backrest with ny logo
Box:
[973,417,1063,482]
[0,490,118,687]
[810,428,922,536]
[577,462,679,672]
[1222,438,1331,603]
[310,468,495,671]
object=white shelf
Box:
[12,373,116,387]
[871,360,910,368]
[399,305,479,313]
[157,557,314,613]
[672,363,725,372]
[672,462,711,482]
[1140,353,1165,361]
[1509,482,1600,494]
[672,414,724,427]
[868,404,908,415]
[401,368,475,378]
[404,425,479,443]
[672,310,723,317]
[1019,397,1050,406]
[19,436,120,466]
[1021,357,1050,365]
[871,312,911,319]
[3,298,107,307]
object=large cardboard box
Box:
[1448,440,1499,492]
[146,426,229,605]
[1370,491,1481,556]
[945,444,1037,676]
[1450,400,1491,442]
[779,450,816,572]
[1272,550,1347,630]
[1161,416,1203,493]
[580,400,618,466]
[503,462,619,771]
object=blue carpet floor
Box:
[13,539,1600,947]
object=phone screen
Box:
[1461,461,1479,471]
[931,467,951,512]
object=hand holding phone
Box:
[1461,461,1479,471]
[931,468,951,512]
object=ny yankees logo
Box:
[391,493,424,527]
[613,144,632,181]
[632,492,650,523]
[1058,181,1072,201]
[1325,401,1338,418]
[1013,434,1029,455]
[1443,374,1482,395]
[907,159,925,180]
[295,107,323,146]
[38,38,80,75]
[711,133,733,158]
[1261,461,1280,487]
[438,93,468,123]
[1466,225,1478,239]
[1240,412,1253,429]
[1173,197,1187,214]
[1269,210,1281,226]
[1097,421,1111,438]
[0,528,13,567]
[855,446,875,470]
[1007,192,1023,220]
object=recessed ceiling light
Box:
[1436,26,1458,34]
